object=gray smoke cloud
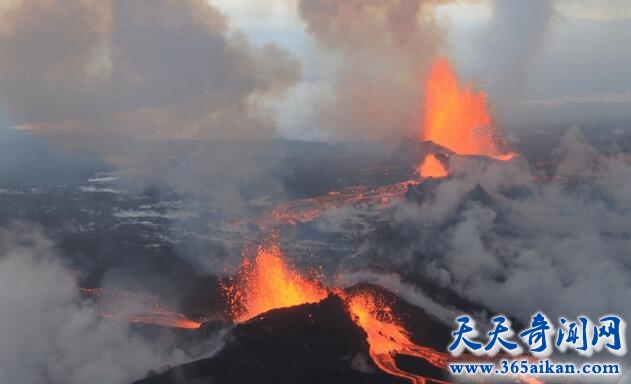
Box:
[296,0,447,140]
[0,0,299,132]
[475,0,553,103]
[0,223,188,384]
[0,0,300,196]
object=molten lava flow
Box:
[423,57,515,161]
[258,181,413,229]
[100,308,202,329]
[223,242,328,322]
[80,287,201,329]
[418,154,448,179]
[343,290,544,384]
[344,289,452,384]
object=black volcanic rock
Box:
[404,177,443,202]
[391,138,454,166]
[133,284,461,384]
[133,294,409,384]
[345,283,452,351]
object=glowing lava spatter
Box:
[222,242,328,322]
[422,57,515,161]
[418,153,448,179]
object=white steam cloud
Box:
[386,128,631,324]
[0,224,187,384]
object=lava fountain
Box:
[222,241,328,322]
[422,57,515,161]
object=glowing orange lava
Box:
[422,57,515,161]
[222,242,328,322]
[101,310,202,329]
[344,289,451,384]
[80,287,201,329]
[258,181,413,229]
[418,154,448,179]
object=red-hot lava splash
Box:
[221,242,328,322]
[422,57,515,161]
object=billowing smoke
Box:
[296,0,446,139]
[347,128,631,325]
[0,0,300,196]
[470,0,554,122]
[0,223,188,384]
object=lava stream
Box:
[99,309,202,329]
[258,180,414,228]
[343,289,451,384]
[80,287,201,329]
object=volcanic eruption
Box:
[95,56,529,383]
[257,57,516,228]
[48,51,554,383]
[218,240,453,383]
[2,1,628,384]
[214,240,541,384]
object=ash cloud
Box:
[296,0,446,140]
[0,0,300,196]
[475,0,553,101]
[0,223,187,384]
